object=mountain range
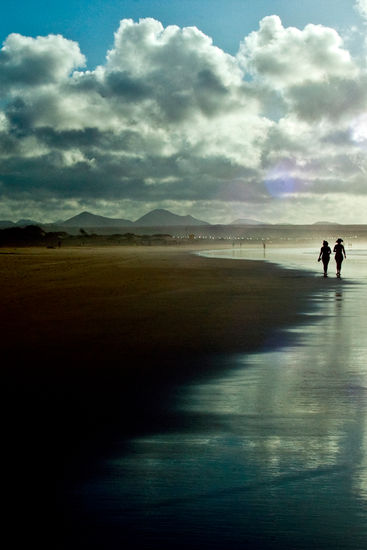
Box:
[61,209,210,227]
[0,209,343,229]
[0,209,211,229]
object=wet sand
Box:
[81,246,365,550]
[1,245,325,420]
[0,245,328,545]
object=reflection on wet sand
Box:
[70,248,367,549]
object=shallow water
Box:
[68,247,367,549]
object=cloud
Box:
[0,16,366,224]
[356,0,367,20]
[286,74,367,122]
[237,16,357,87]
[0,33,85,91]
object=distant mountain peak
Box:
[61,211,133,227]
[134,209,209,226]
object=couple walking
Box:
[318,238,346,278]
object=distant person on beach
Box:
[318,240,331,277]
[333,238,346,278]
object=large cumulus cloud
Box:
[238,15,357,87]
[0,15,366,224]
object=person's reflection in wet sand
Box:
[335,290,343,309]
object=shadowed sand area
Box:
[1,245,324,361]
[0,245,328,544]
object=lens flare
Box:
[264,160,296,198]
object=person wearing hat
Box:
[333,238,346,278]
[318,240,332,277]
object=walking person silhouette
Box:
[333,238,346,278]
[318,240,331,277]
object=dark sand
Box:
[0,245,326,544]
[1,244,325,430]
[1,244,323,358]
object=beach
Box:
[0,244,330,546]
[1,245,325,422]
[1,244,324,361]
[1,244,326,430]
[1,247,321,439]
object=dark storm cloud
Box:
[0,143,247,203]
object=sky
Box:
[0,0,366,224]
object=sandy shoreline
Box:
[1,244,327,425]
[1,244,324,362]
[1,244,328,515]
